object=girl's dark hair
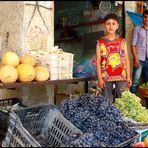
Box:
[104,13,119,23]
[143,10,148,17]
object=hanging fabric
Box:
[126,11,142,26]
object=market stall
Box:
[0,1,148,147]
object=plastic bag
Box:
[73,58,97,78]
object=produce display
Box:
[2,51,19,67]
[132,137,148,147]
[0,65,18,83]
[34,66,49,81]
[63,133,102,147]
[115,91,148,123]
[16,64,36,82]
[0,51,50,83]
[139,81,148,97]
[20,55,36,67]
[141,82,148,88]
[60,93,137,147]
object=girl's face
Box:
[104,19,119,34]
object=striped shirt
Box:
[132,24,148,61]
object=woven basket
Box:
[39,53,74,80]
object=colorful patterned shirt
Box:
[97,37,127,82]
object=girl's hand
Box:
[127,77,132,88]
[98,78,105,89]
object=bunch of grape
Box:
[60,93,137,147]
[115,90,148,123]
[63,132,102,147]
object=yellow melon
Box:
[20,55,36,67]
[2,51,20,67]
[0,65,18,83]
[16,64,36,82]
[35,66,49,81]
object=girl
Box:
[96,13,132,103]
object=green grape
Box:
[115,99,125,109]
[122,109,129,117]
[114,90,148,123]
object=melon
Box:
[2,51,19,67]
[16,64,36,82]
[0,65,18,83]
[35,66,49,81]
[20,55,36,67]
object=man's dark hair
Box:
[143,10,148,17]
[103,13,119,23]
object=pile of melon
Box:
[0,51,50,83]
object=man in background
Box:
[130,10,148,95]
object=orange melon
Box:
[16,64,36,82]
[144,137,148,146]
[0,65,18,83]
[20,55,36,67]
[35,66,49,81]
[2,51,19,67]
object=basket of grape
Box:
[139,82,148,97]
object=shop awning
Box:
[126,11,142,26]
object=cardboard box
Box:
[0,1,54,57]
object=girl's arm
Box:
[96,43,105,89]
[124,41,132,88]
